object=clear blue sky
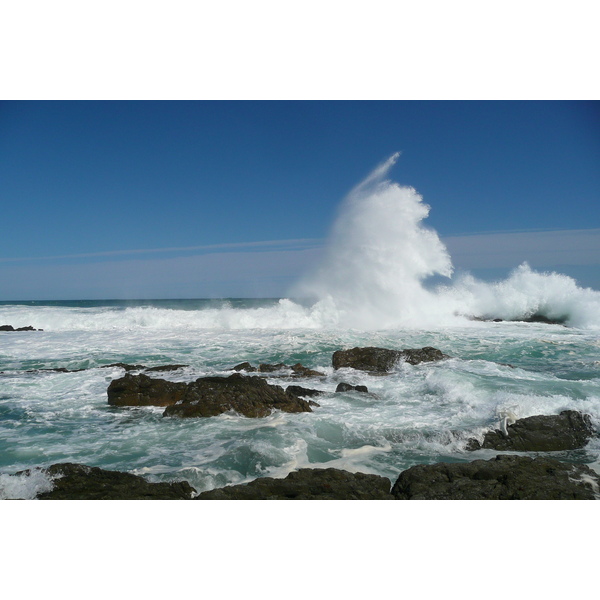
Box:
[1,100,599,299]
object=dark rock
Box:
[522,313,567,325]
[232,362,257,372]
[1,325,42,331]
[291,363,326,377]
[145,364,188,372]
[391,454,600,500]
[466,410,595,452]
[258,363,288,373]
[0,325,14,331]
[26,463,195,500]
[196,468,394,499]
[286,385,324,398]
[101,362,146,371]
[163,373,313,418]
[332,346,448,373]
[107,372,188,407]
[336,382,369,393]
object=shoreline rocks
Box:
[332,346,448,373]
[466,410,594,452]
[24,463,195,500]
[391,454,600,499]
[196,468,394,500]
[1,325,43,331]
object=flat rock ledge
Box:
[466,410,595,452]
[332,346,448,373]
[392,454,600,499]
[196,468,394,500]
[25,463,196,500]
[108,372,313,418]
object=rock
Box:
[163,373,313,418]
[258,363,288,372]
[332,346,448,373]
[1,325,42,331]
[196,468,394,499]
[145,364,189,372]
[391,454,600,500]
[291,363,326,377]
[336,382,369,393]
[466,410,595,452]
[101,362,146,371]
[25,463,195,500]
[286,385,324,398]
[107,372,188,407]
[232,362,257,372]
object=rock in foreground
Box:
[107,372,188,407]
[196,468,393,499]
[392,454,600,500]
[332,346,447,373]
[29,463,195,500]
[466,410,595,452]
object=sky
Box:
[0,100,599,299]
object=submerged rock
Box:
[163,373,313,418]
[232,362,324,377]
[196,468,394,500]
[332,346,447,373]
[145,364,189,372]
[466,410,595,452]
[232,362,257,372]
[0,325,42,331]
[26,463,195,500]
[107,372,187,407]
[336,382,369,393]
[391,454,600,500]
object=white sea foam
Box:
[0,469,54,500]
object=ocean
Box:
[1,297,599,499]
[1,153,599,499]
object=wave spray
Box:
[293,153,600,329]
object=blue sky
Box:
[1,100,599,299]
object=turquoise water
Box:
[1,299,599,498]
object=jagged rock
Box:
[258,363,288,372]
[391,454,600,500]
[466,410,595,452]
[290,363,326,377]
[286,385,324,398]
[107,372,187,407]
[332,346,448,373]
[145,364,188,372]
[232,362,257,372]
[163,373,313,418]
[101,362,146,371]
[336,382,369,393]
[196,468,394,499]
[1,325,42,331]
[25,463,195,500]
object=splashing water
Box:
[293,153,600,329]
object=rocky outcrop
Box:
[27,463,196,499]
[466,410,595,452]
[332,346,448,373]
[285,385,324,399]
[107,372,188,407]
[163,373,313,418]
[336,382,369,393]
[196,468,394,499]
[0,325,42,331]
[391,454,600,499]
[233,362,325,377]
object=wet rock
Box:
[336,382,369,393]
[466,410,595,452]
[163,373,313,418]
[285,385,324,398]
[101,362,146,371]
[145,364,189,372]
[391,454,600,500]
[258,362,288,373]
[196,468,394,499]
[26,463,195,500]
[332,346,448,373]
[107,372,188,407]
[232,362,257,372]
[1,325,42,331]
[290,363,326,377]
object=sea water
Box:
[1,154,599,498]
